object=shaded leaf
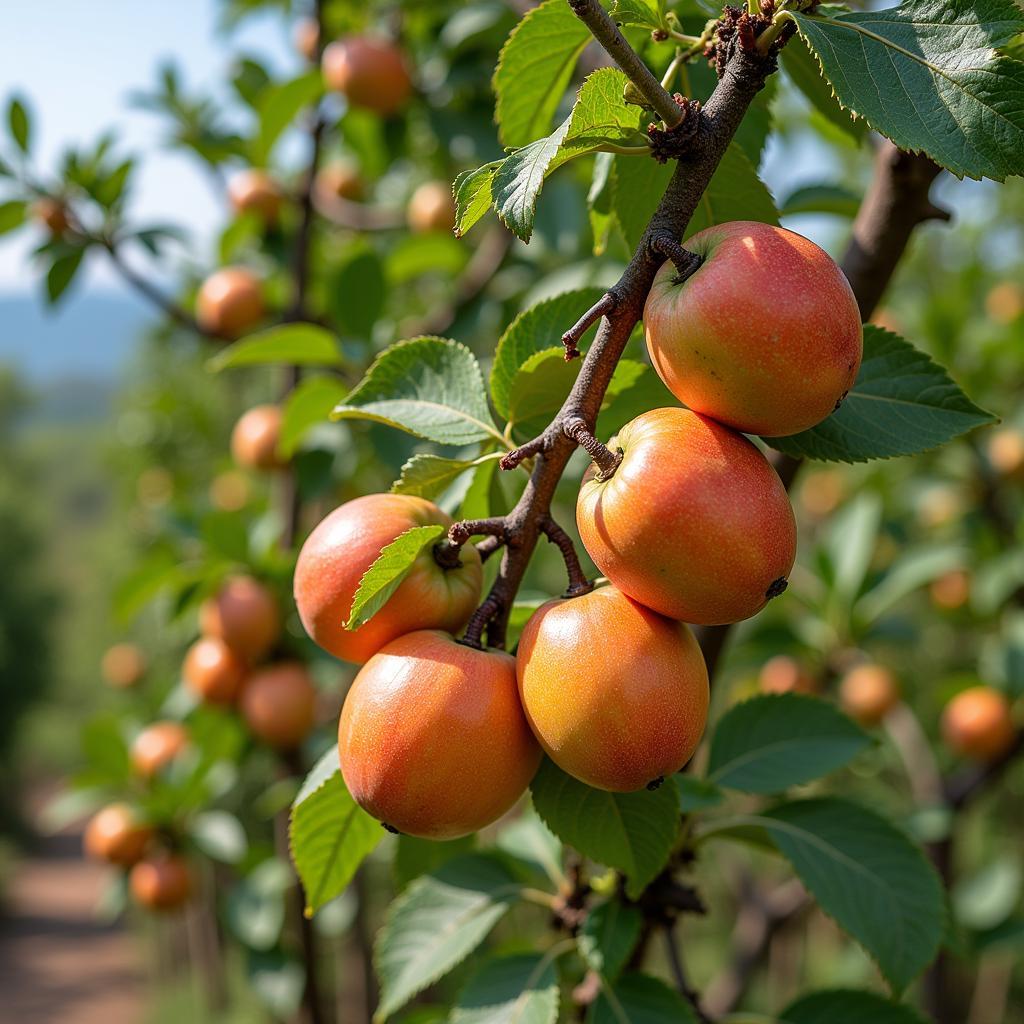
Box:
[391,453,503,501]
[589,973,698,1024]
[209,324,344,372]
[279,375,348,456]
[781,988,928,1024]
[781,36,866,141]
[579,901,643,980]
[451,953,559,1024]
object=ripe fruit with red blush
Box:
[759,655,817,695]
[942,686,1016,761]
[228,169,284,224]
[294,494,482,665]
[517,586,708,792]
[644,221,862,437]
[231,404,284,470]
[241,662,317,750]
[200,575,281,662]
[183,636,246,706]
[131,721,189,778]
[322,36,412,117]
[101,642,147,688]
[576,407,796,626]
[83,804,153,866]
[196,266,265,339]
[339,630,541,839]
[407,181,456,234]
[130,853,193,911]
[839,663,900,726]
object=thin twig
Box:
[540,516,594,597]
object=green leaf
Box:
[491,287,606,419]
[329,246,385,339]
[579,901,643,980]
[791,1,1024,181]
[45,249,84,304]
[614,142,778,251]
[493,0,592,148]
[506,348,581,439]
[394,834,476,891]
[674,776,724,814]
[781,989,928,1024]
[189,810,248,864]
[255,71,323,163]
[530,760,678,899]
[8,96,30,153]
[226,858,291,952]
[375,854,521,1021]
[345,525,445,631]
[597,360,678,440]
[0,199,27,236]
[454,163,500,238]
[451,953,559,1024]
[391,453,503,501]
[289,746,382,915]
[756,798,945,993]
[495,812,564,888]
[610,0,666,32]
[780,182,861,218]
[279,375,348,456]
[589,973,699,1024]
[387,233,468,283]
[764,327,996,463]
[332,337,504,447]
[208,324,344,372]
[781,36,866,141]
[707,694,871,794]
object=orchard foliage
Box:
[2,0,1024,1022]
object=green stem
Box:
[597,143,650,156]
[756,9,795,53]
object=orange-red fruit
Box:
[930,570,970,611]
[241,662,317,749]
[228,169,284,224]
[941,686,1016,761]
[322,36,412,117]
[183,636,246,705]
[199,575,281,662]
[294,494,482,665]
[231,404,284,470]
[407,181,456,234]
[517,587,709,792]
[987,427,1024,480]
[839,664,900,726]
[196,267,265,339]
[131,721,189,778]
[34,198,69,235]
[758,655,817,695]
[101,642,147,688]
[130,854,193,911]
[83,804,154,866]
[643,221,863,437]
[339,630,541,839]
[294,17,320,62]
[316,161,364,202]
[576,408,797,625]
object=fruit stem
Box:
[540,516,594,598]
[651,235,703,283]
[564,417,624,481]
[562,291,618,361]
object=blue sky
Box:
[0,0,294,292]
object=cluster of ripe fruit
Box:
[293,221,866,840]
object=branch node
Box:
[564,416,623,480]
[707,4,785,77]
[500,436,547,472]
[447,518,506,547]
[475,535,504,563]
[648,97,703,163]
[562,292,618,360]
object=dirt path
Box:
[0,828,144,1024]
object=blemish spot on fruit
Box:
[646,776,665,791]
[766,577,789,600]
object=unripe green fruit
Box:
[517,586,709,792]
[644,221,863,437]
[576,407,796,625]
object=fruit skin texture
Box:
[942,686,1016,761]
[322,36,412,117]
[183,636,247,705]
[241,662,317,749]
[101,642,146,688]
[576,408,797,626]
[231,404,283,470]
[83,804,153,866]
[196,267,265,339]
[294,494,482,665]
[131,721,188,778]
[643,221,862,437]
[200,575,281,662]
[130,854,193,911]
[839,664,900,726]
[407,181,456,234]
[517,587,709,792]
[759,655,816,695]
[228,169,283,223]
[339,630,541,839]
